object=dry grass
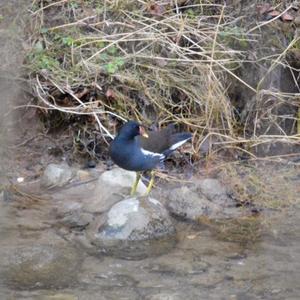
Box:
[199,215,264,245]
[218,160,300,209]
[25,0,300,160]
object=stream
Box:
[0,181,299,300]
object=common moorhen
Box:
[109,121,192,195]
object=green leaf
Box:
[106,62,118,74]
[97,41,106,49]
[114,57,125,67]
[62,36,74,46]
[107,45,117,55]
[70,1,79,9]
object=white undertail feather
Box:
[141,148,165,161]
[169,137,191,151]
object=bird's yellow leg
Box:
[131,172,141,196]
[144,170,155,195]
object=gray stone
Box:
[100,197,174,240]
[83,168,147,213]
[41,163,74,188]
[196,178,231,205]
[50,168,154,217]
[167,186,221,220]
[166,180,241,220]
[1,244,82,289]
[97,168,147,195]
[86,197,176,259]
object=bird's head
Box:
[118,121,149,139]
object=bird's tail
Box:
[162,132,192,158]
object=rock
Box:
[41,163,74,188]
[86,197,176,259]
[166,179,241,221]
[167,186,221,220]
[1,244,82,289]
[196,178,230,204]
[83,168,148,214]
[98,168,147,194]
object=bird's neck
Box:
[117,135,136,143]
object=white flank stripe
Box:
[169,138,191,150]
[141,148,165,160]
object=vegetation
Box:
[26,0,300,161]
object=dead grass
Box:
[219,160,300,209]
[199,215,264,245]
[24,0,300,160]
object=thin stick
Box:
[247,5,293,34]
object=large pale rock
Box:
[49,168,148,216]
[83,168,147,213]
[97,168,147,195]
[86,197,176,259]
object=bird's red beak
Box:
[139,126,149,138]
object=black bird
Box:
[109,121,192,195]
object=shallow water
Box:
[0,179,300,300]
